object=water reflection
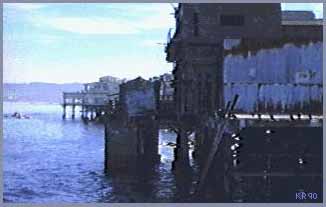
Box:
[100,130,181,202]
[4,103,195,203]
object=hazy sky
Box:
[4,3,323,84]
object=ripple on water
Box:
[4,103,201,203]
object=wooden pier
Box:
[62,92,119,120]
[62,75,122,120]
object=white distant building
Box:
[84,76,122,93]
[82,76,122,105]
[62,75,123,119]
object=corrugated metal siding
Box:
[223,42,322,114]
[224,42,322,84]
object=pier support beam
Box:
[96,109,101,120]
[72,105,75,119]
[172,127,191,171]
[62,104,66,119]
[90,109,94,120]
[84,106,89,119]
[192,129,205,160]
[81,105,85,119]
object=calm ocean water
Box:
[3,102,183,203]
[4,102,322,203]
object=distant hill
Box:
[3,83,84,103]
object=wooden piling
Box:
[72,105,75,119]
[172,127,191,171]
[90,109,94,120]
[193,95,239,197]
[62,104,66,119]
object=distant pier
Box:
[62,75,122,121]
[62,92,119,120]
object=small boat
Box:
[12,112,21,118]
[11,112,31,119]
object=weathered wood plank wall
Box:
[223,40,322,114]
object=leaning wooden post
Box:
[193,94,239,197]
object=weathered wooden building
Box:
[166,3,284,170]
[165,3,322,202]
[223,38,322,114]
[166,3,322,117]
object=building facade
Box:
[165,4,323,188]
[83,75,122,105]
[166,3,322,118]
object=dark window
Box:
[193,12,199,36]
[220,15,244,26]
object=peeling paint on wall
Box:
[120,77,158,117]
[224,84,258,112]
[224,42,322,84]
[223,41,322,114]
[224,84,322,113]
[125,88,156,116]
